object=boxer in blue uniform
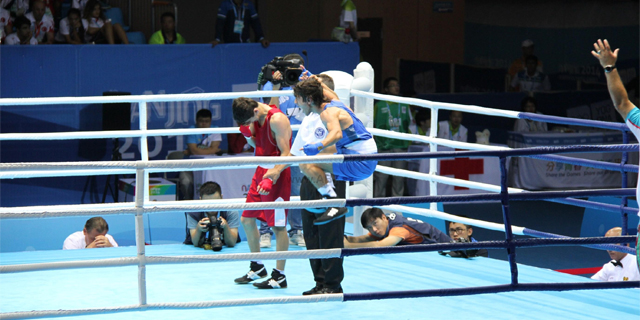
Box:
[293,77,377,225]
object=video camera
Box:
[258,56,304,87]
[201,217,224,252]
[438,237,480,258]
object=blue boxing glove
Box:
[299,66,313,81]
[303,142,323,156]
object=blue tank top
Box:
[323,100,372,149]
[385,213,451,245]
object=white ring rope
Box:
[0,80,630,319]
[0,156,343,172]
[0,89,292,106]
[0,249,343,274]
[351,90,521,118]
[368,128,509,151]
[0,125,301,141]
[0,295,344,320]
[0,199,344,218]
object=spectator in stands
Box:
[414,108,431,138]
[26,0,54,44]
[344,208,450,248]
[5,15,37,44]
[82,0,129,44]
[63,217,118,249]
[339,0,358,42]
[508,39,543,78]
[184,181,240,248]
[510,55,550,92]
[0,7,12,41]
[591,227,639,281]
[257,53,312,249]
[373,77,411,198]
[0,0,28,18]
[446,218,488,257]
[71,0,88,13]
[149,12,185,44]
[437,110,467,142]
[179,108,222,201]
[54,8,85,44]
[513,97,548,132]
[211,0,269,48]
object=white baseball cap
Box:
[521,39,534,47]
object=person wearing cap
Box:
[508,39,544,78]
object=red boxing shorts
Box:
[242,166,291,227]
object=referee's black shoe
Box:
[314,206,347,225]
[302,284,324,295]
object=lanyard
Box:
[386,101,402,120]
[448,123,460,140]
[231,0,245,21]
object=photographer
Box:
[443,217,488,258]
[184,181,240,249]
[256,53,308,249]
[344,208,450,248]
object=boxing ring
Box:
[1,64,639,319]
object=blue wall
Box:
[0,42,360,208]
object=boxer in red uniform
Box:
[232,97,293,289]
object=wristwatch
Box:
[604,65,616,73]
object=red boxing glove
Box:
[258,178,273,193]
[239,125,252,138]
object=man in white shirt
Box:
[25,0,53,44]
[63,217,118,250]
[591,227,639,281]
[437,110,467,142]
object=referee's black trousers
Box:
[300,175,346,290]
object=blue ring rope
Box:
[344,144,639,163]
[345,189,639,215]
[519,112,630,132]
[340,236,636,258]
[529,153,639,173]
[347,188,635,205]
[522,229,635,254]
[549,197,639,215]
[343,281,640,302]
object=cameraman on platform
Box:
[255,53,308,249]
[184,181,240,249]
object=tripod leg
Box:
[102,175,111,203]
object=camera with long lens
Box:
[438,237,479,258]
[258,56,304,87]
[201,217,224,251]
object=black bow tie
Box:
[611,260,623,268]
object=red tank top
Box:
[253,105,289,156]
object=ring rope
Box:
[2,187,636,218]
[0,295,344,320]
[2,237,633,274]
[2,88,638,318]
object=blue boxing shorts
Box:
[332,148,377,181]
